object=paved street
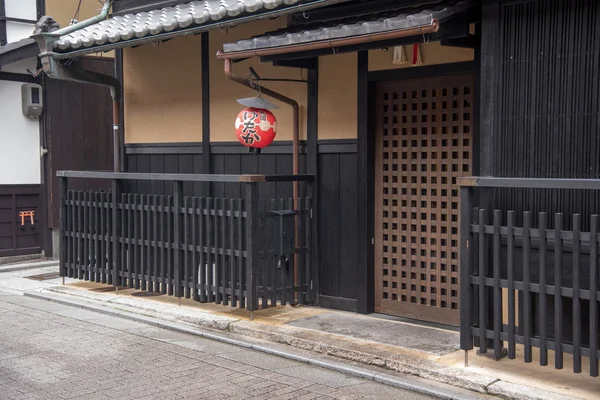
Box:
[0,291,432,400]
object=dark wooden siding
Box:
[45,57,115,229]
[483,0,600,227]
[0,185,42,257]
[125,140,360,309]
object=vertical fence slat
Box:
[230,199,236,308]
[523,211,532,363]
[554,213,564,369]
[134,194,140,289]
[107,191,112,286]
[478,208,487,354]
[306,196,314,303]
[128,194,134,289]
[539,212,548,366]
[192,197,199,301]
[173,182,182,299]
[94,192,100,283]
[152,196,158,292]
[167,195,174,296]
[507,210,516,359]
[146,194,152,290]
[213,198,220,304]
[71,190,77,279]
[493,210,502,359]
[86,191,91,280]
[573,214,582,373]
[267,200,275,308]
[100,192,106,284]
[83,191,89,281]
[298,197,305,305]
[90,191,95,282]
[160,195,167,294]
[120,193,127,287]
[238,199,245,309]
[184,196,190,299]
[207,198,214,303]
[140,195,146,291]
[590,215,599,377]
[78,191,84,280]
[222,198,228,306]
[199,197,207,302]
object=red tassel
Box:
[412,44,419,65]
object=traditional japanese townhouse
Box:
[37,0,600,377]
[0,0,114,260]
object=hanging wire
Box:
[72,0,83,25]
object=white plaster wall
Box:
[6,21,35,43]
[5,0,37,20]
[0,81,41,185]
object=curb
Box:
[23,290,486,400]
[23,289,582,400]
[0,260,58,274]
[0,254,45,266]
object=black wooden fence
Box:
[459,177,600,377]
[58,171,315,312]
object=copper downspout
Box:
[224,59,300,302]
[217,20,439,60]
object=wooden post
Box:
[59,176,68,279]
[173,180,183,300]
[111,179,122,288]
[245,182,259,312]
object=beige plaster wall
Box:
[45,0,114,57]
[123,35,202,143]
[368,41,474,71]
[209,19,307,142]
[318,53,358,139]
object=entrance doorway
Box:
[374,74,474,326]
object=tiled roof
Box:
[53,0,341,51]
[222,0,470,53]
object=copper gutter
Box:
[224,59,300,302]
[217,20,439,60]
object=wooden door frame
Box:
[356,57,478,315]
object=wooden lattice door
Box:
[374,74,474,326]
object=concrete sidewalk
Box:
[1,265,597,400]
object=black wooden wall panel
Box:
[318,152,359,300]
[488,0,600,228]
[45,57,115,229]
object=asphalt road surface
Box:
[0,291,433,400]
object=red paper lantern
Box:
[235,107,277,149]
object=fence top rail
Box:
[458,177,600,190]
[57,171,315,183]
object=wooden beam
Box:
[356,50,375,314]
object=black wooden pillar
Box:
[201,32,212,196]
[245,182,259,311]
[115,49,126,173]
[479,0,501,349]
[357,50,375,314]
[307,59,319,303]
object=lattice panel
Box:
[375,74,473,324]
